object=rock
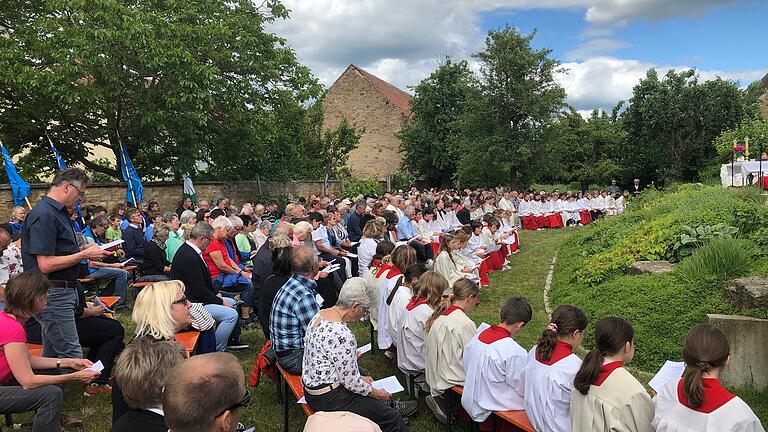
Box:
[725,277,768,309]
[627,261,674,275]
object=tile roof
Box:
[343,64,412,116]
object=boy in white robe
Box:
[462,296,532,423]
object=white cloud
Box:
[565,38,629,60]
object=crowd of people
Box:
[0,167,764,432]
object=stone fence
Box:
[0,179,386,215]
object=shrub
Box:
[341,177,381,197]
[677,237,753,284]
[671,223,739,262]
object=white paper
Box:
[649,360,686,393]
[356,343,372,356]
[86,360,104,373]
[371,376,404,394]
[323,264,341,274]
[345,253,358,258]
[503,235,517,245]
[348,241,360,247]
[485,244,501,253]
[243,428,254,432]
[297,396,306,404]
[100,239,124,250]
[477,322,491,333]
[315,294,324,307]
[119,257,135,266]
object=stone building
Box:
[322,64,412,180]
[760,72,768,120]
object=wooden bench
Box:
[97,296,120,309]
[77,277,96,284]
[129,281,155,299]
[276,363,314,432]
[448,386,535,432]
[174,331,201,355]
[27,344,43,357]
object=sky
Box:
[270,0,768,113]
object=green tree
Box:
[0,0,321,181]
[714,117,768,161]
[619,69,747,184]
[456,26,566,188]
[398,57,476,187]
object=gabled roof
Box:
[336,64,412,115]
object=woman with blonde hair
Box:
[424,278,480,424]
[293,221,314,248]
[357,218,385,276]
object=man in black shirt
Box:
[22,168,111,358]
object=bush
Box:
[671,223,739,262]
[389,171,416,191]
[341,177,381,198]
[677,237,753,284]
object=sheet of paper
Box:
[323,264,341,274]
[297,396,306,404]
[119,257,135,266]
[372,376,405,394]
[86,360,104,373]
[477,322,491,333]
[503,235,516,244]
[348,241,360,247]
[356,343,372,356]
[345,253,358,258]
[243,428,254,432]
[99,239,124,250]
[648,360,686,393]
[315,294,324,307]
[485,244,501,253]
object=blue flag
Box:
[118,143,144,206]
[1,144,31,207]
[50,143,84,221]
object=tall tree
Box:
[456,26,566,188]
[398,57,475,187]
[0,0,321,181]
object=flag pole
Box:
[24,197,31,210]
[116,132,137,207]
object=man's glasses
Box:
[172,295,189,306]
[67,182,85,198]
[217,389,251,417]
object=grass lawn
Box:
[10,227,766,430]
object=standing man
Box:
[22,168,111,358]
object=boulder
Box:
[627,261,674,275]
[725,276,768,309]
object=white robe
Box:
[498,197,514,212]
[616,196,626,214]
[461,325,527,422]
[434,250,472,289]
[396,301,433,374]
[387,285,413,349]
[652,379,765,432]
[376,270,402,349]
[425,308,477,396]
[523,346,582,432]
[518,200,532,216]
[357,237,378,276]
[570,365,655,432]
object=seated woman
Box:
[523,304,588,432]
[396,271,447,392]
[386,263,427,349]
[112,280,194,423]
[140,222,172,282]
[0,272,101,431]
[462,296,532,426]
[433,230,476,290]
[652,324,764,432]
[424,278,480,424]
[571,316,654,432]
[376,245,417,352]
[8,206,25,234]
[302,278,417,432]
[358,217,386,276]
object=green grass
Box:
[10,225,767,430]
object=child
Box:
[571,317,654,432]
[424,278,480,424]
[106,214,123,242]
[462,296,532,425]
[652,324,765,432]
[386,263,428,348]
[524,304,588,432]
[433,231,476,290]
[376,245,417,351]
[364,241,396,332]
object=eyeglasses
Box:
[217,389,251,417]
[67,182,85,198]
[172,295,189,306]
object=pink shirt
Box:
[0,311,27,384]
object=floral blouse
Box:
[0,243,23,285]
[301,314,371,396]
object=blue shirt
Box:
[21,196,81,283]
[396,215,417,240]
[144,224,154,242]
[269,274,319,353]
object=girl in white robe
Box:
[375,245,416,351]
[571,317,654,432]
[462,296,532,423]
[523,304,588,432]
[386,262,427,349]
[364,242,396,331]
[424,278,480,424]
[434,231,476,289]
[652,324,765,432]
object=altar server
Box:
[434,231,476,289]
[524,304,588,432]
[518,195,536,230]
[571,317,654,432]
[387,263,427,348]
[364,241,395,331]
[424,278,480,424]
[531,195,547,229]
[462,296,532,423]
[652,324,765,432]
[376,245,417,351]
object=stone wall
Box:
[707,314,768,391]
[0,179,385,216]
[323,67,407,180]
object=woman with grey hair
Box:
[302,278,417,432]
[139,223,171,282]
[179,210,197,225]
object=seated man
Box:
[163,353,249,432]
[269,245,321,375]
[111,337,186,432]
[396,206,431,263]
[461,296,532,425]
[122,208,147,261]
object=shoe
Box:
[425,395,448,424]
[239,317,259,330]
[226,343,250,351]
[59,414,83,428]
[390,399,418,418]
[83,383,112,396]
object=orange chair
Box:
[27,344,43,357]
[97,296,120,309]
[174,331,200,355]
[276,364,314,432]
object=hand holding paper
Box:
[371,376,404,395]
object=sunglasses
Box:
[172,295,189,306]
[217,389,251,417]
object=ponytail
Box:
[681,324,729,408]
[424,277,479,332]
[573,316,634,395]
[415,271,448,309]
[682,366,706,408]
[424,296,451,332]
[536,304,588,361]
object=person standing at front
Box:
[21,168,111,358]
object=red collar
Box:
[370,259,381,268]
[536,340,573,366]
[478,324,511,344]
[677,378,735,413]
[385,268,403,279]
[375,264,395,278]
[406,296,428,311]
[442,305,464,316]
[593,361,624,386]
